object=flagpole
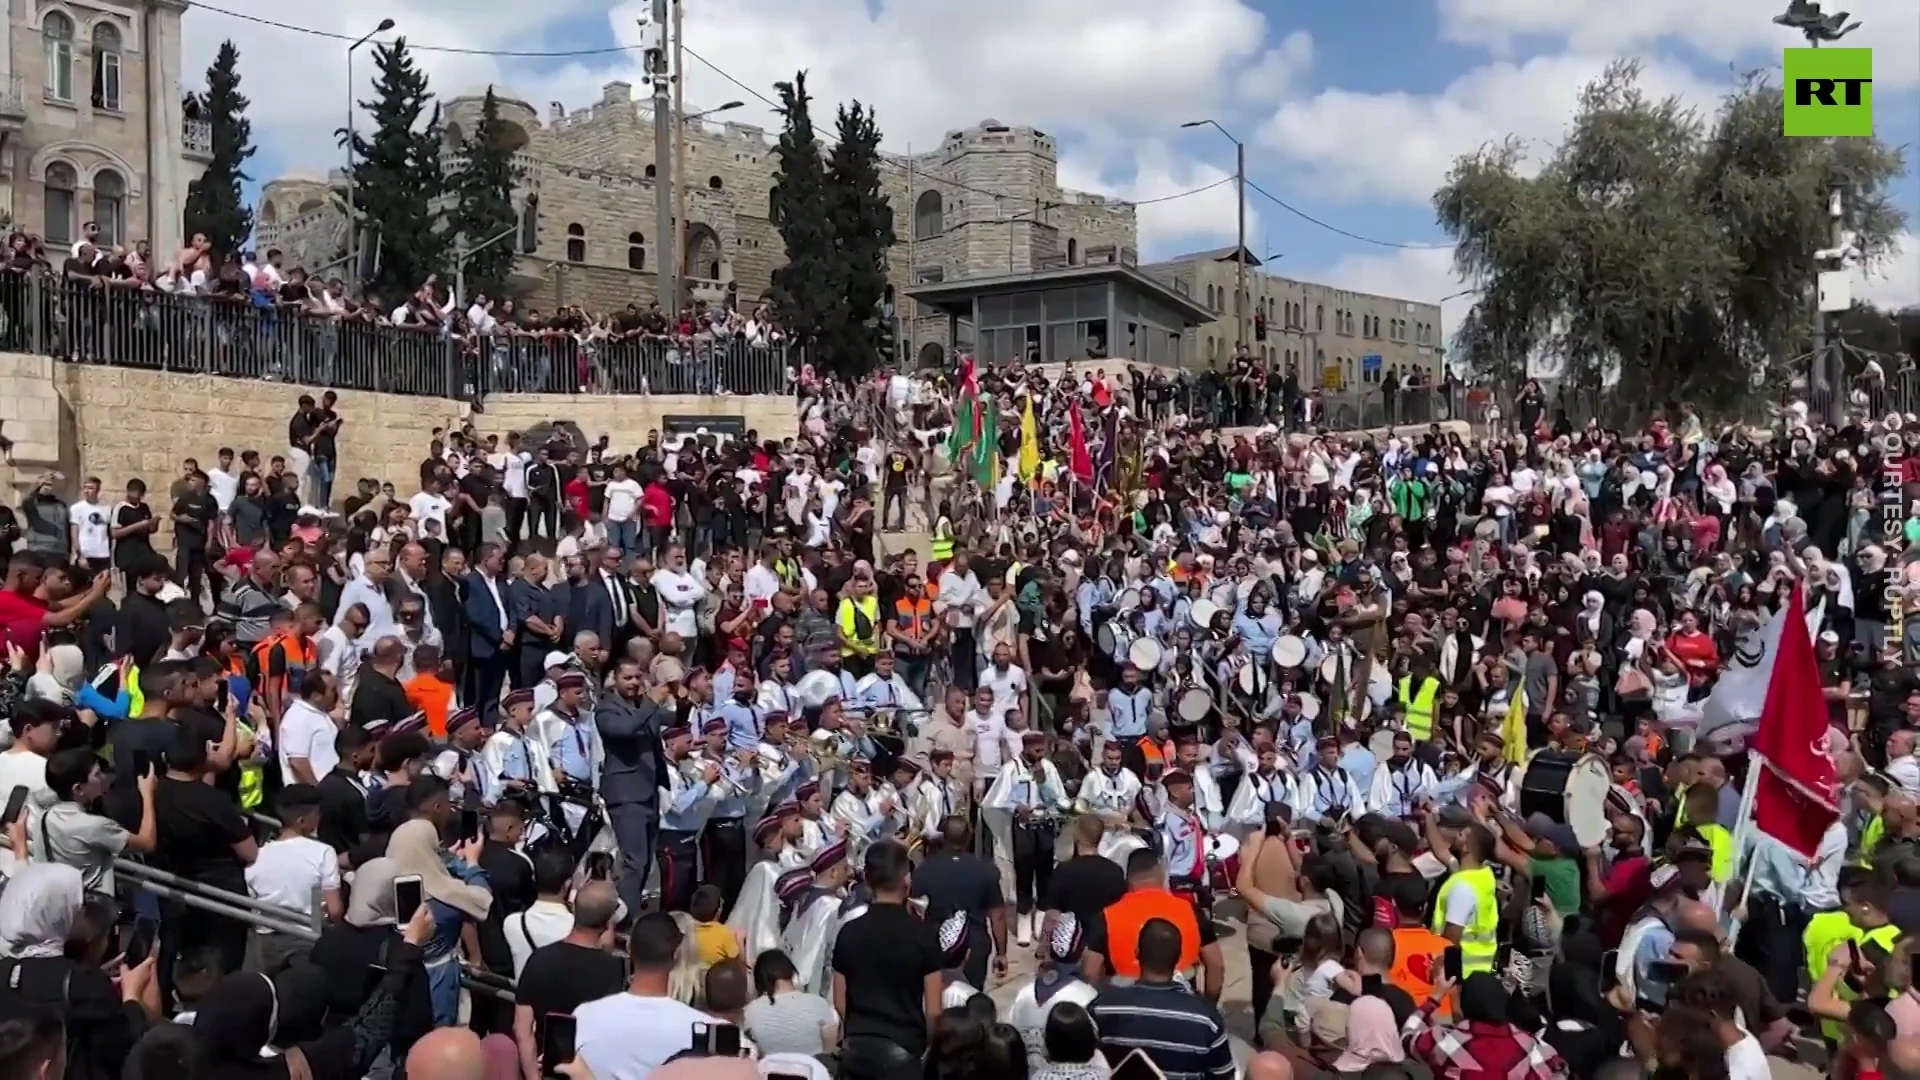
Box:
[1723,748,1765,943]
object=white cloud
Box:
[1236,30,1315,100]
[1436,0,1920,88]
[1256,51,1726,205]
[1856,231,1920,310]
[1315,245,1474,344]
[189,0,1281,179]
[1057,141,1263,258]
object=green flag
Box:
[972,397,1000,488]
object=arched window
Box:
[90,22,120,111]
[43,162,76,246]
[93,168,124,245]
[1345,312,1355,335]
[43,13,74,102]
[1314,305,1323,331]
[627,231,645,271]
[708,175,723,190]
[565,223,585,263]
[1066,238,1078,265]
[913,189,942,240]
[643,164,656,179]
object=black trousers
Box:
[609,802,657,920]
[467,653,509,725]
[1248,941,1280,1039]
[504,497,528,548]
[949,630,977,692]
[178,546,212,607]
[528,497,559,541]
[702,817,748,918]
[1010,818,1057,915]
[841,1037,924,1080]
[658,829,700,912]
[1733,892,1812,1007]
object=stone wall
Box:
[0,352,796,550]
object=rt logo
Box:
[1784,48,1873,136]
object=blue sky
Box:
[190,0,1920,333]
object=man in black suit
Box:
[596,656,672,918]
[463,543,513,724]
[553,552,615,652]
[426,546,472,694]
[594,545,638,657]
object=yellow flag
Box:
[1018,395,1041,482]
[1503,687,1528,766]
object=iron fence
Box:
[0,270,802,401]
[1130,381,1468,432]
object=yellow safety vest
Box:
[237,720,264,811]
[1805,912,1898,1041]
[930,518,955,562]
[1430,865,1499,976]
[126,665,145,718]
[1397,675,1439,743]
[1673,783,1691,829]
[835,596,881,656]
[1860,815,1885,866]
[1698,822,1734,883]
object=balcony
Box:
[687,276,733,305]
[439,150,542,188]
[183,117,213,162]
[0,75,26,130]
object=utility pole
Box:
[671,0,687,317]
[1235,138,1248,352]
[648,5,673,316]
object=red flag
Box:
[1749,585,1841,859]
[1068,401,1094,481]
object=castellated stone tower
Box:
[256,83,1136,366]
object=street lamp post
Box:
[1181,119,1247,356]
[672,99,744,314]
[344,17,395,286]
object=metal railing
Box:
[112,855,517,1001]
[0,270,802,402]
[1112,381,1468,433]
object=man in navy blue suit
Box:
[462,542,514,725]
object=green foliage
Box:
[342,37,448,299]
[447,87,522,301]
[183,40,255,258]
[822,101,897,376]
[767,72,835,338]
[1435,61,1907,417]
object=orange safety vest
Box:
[894,597,932,639]
[251,632,316,699]
[1101,887,1201,978]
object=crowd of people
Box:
[0,229,799,398]
[0,340,1916,1080]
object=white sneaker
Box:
[1015,911,1032,946]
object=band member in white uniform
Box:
[1155,768,1209,894]
[984,730,1072,945]
[753,711,809,817]
[727,814,792,962]
[1295,734,1369,825]
[790,781,840,864]
[1074,741,1145,864]
[1226,743,1301,836]
[1370,729,1439,820]
[1170,733,1228,832]
[780,838,852,995]
[829,759,905,867]
[912,749,962,843]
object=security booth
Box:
[905,264,1216,369]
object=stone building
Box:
[255,81,1137,366]
[3,0,207,257]
[1142,247,1448,387]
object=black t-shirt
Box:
[311,409,340,462]
[152,774,251,893]
[171,492,217,550]
[289,411,316,452]
[832,901,940,1057]
[1043,855,1127,925]
[517,941,626,1048]
[112,502,154,567]
[910,852,1003,941]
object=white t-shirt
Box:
[982,664,1028,720]
[604,478,644,523]
[206,468,241,512]
[575,991,719,1080]
[1443,877,1480,929]
[491,451,531,499]
[68,501,111,560]
[1724,1034,1770,1080]
[278,699,340,785]
[1482,484,1515,518]
[409,491,452,533]
[743,564,781,607]
[244,835,340,921]
[0,749,50,874]
[503,900,574,978]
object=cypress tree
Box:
[822,101,895,376]
[447,87,521,301]
[766,72,835,338]
[182,40,255,257]
[343,37,447,298]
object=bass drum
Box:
[1205,833,1241,898]
[1517,751,1614,849]
[1176,685,1213,723]
[1101,828,1150,870]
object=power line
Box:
[1245,178,1453,251]
[189,3,643,57]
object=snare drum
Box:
[1189,599,1219,632]
[1176,685,1213,723]
[1129,637,1164,672]
[1367,726,1399,761]
[1272,634,1308,669]
[1117,587,1142,612]
[1296,691,1321,720]
[1205,833,1242,897]
[1095,622,1118,657]
[1235,661,1264,697]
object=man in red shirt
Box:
[1583,812,1652,947]
[0,555,110,661]
[641,477,674,558]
